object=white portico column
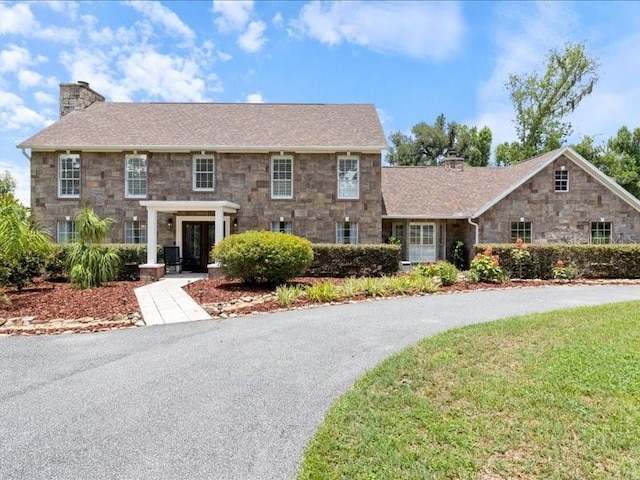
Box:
[214,208,224,245]
[146,207,159,265]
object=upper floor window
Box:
[591,221,611,244]
[337,156,359,199]
[336,221,358,244]
[57,219,77,243]
[555,169,568,192]
[511,221,532,243]
[125,154,147,198]
[125,220,147,244]
[193,156,215,191]
[271,156,293,199]
[270,220,292,234]
[58,154,80,198]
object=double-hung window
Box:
[125,220,147,244]
[57,219,77,243]
[336,221,358,244]
[58,154,80,198]
[125,154,147,198]
[271,156,293,199]
[511,221,532,243]
[591,222,611,244]
[555,169,569,192]
[270,221,292,234]
[193,156,215,191]
[337,156,359,199]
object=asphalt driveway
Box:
[1,284,638,480]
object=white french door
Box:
[409,222,436,263]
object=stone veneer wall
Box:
[478,154,640,244]
[30,151,382,245]
[59,82,105,117]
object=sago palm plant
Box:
[65,206,121,289]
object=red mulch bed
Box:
[2,276,628,323]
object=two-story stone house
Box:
[18,82,387,274]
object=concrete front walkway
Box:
[134,273,210,325]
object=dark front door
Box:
[182,221,215,272]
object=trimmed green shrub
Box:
[212,230,313,284]
[0,251,48,290]
[411,261,458,286]
[307,244,400,277]
[476,243,640,279]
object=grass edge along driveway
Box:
[299,301,640,480]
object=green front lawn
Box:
[299,302,640,479]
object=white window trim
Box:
[336,221,358,244]
[192,155,215,192]
[554,169,569,193]
[271,155,294,199]
[337,155,360,200]
[57,219,77,243]
[58,153,80,198]
[270,220,293,234]
[125,220,147,244]
[510,221,533,243]
[125,154,148,199]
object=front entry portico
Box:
[139,200,240,276]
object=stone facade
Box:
[59,81,105,117]
[30,150,382,245]
[479,154,639,244]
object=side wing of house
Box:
[478,152,640,244]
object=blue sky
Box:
[1,1,639,205]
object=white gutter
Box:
[21,148,31,161]
[468,217,479,245]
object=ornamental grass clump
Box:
[275,284,305,307]
[469,247,509,283]
[411,261,458,286]
[305,281,339,303]
[212,230,313,284]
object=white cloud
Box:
[0,3,38,34]
[213,0,254,32]
[0,91,52,130]
[126,1,195,40]
[246,92,264,103]
[0,45,33,73]
[45,1,80,21]
[238,21,266,52]
[17,70,42,88]
[292,1,465,60]
[0,158,30,207]
[272,12,283,28]
[34,91,56,104]
[376,107,392,128]
[0,2,78,43]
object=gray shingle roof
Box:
[381,148,570,218]
[18,102,388,151]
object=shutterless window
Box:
[271,156,293,199]
[555,169,569,192]
[337,156,359,199]
[270,221,292,234]
[591,222,611,244]
[125,220,147,244]
[511,221,532,243]
[58,154,80,198]
[336,221,358,244]
[193,156,215,191]
[125,154,147,198]
[57,220,77,243]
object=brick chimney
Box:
[59,81,105,118]
[442,149,464,170]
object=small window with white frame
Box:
[125,154,147,198]
[57,219,77,243]
[337,156,359,199]
[125,220,147,244]
[591,221,611,244]
[270,220,292,234]
[555,169,568,192]
[193,155,215,191]
[58,153,80,198]
[271,155,293,199]
[511,221,532,243]
[336,221,358,244]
